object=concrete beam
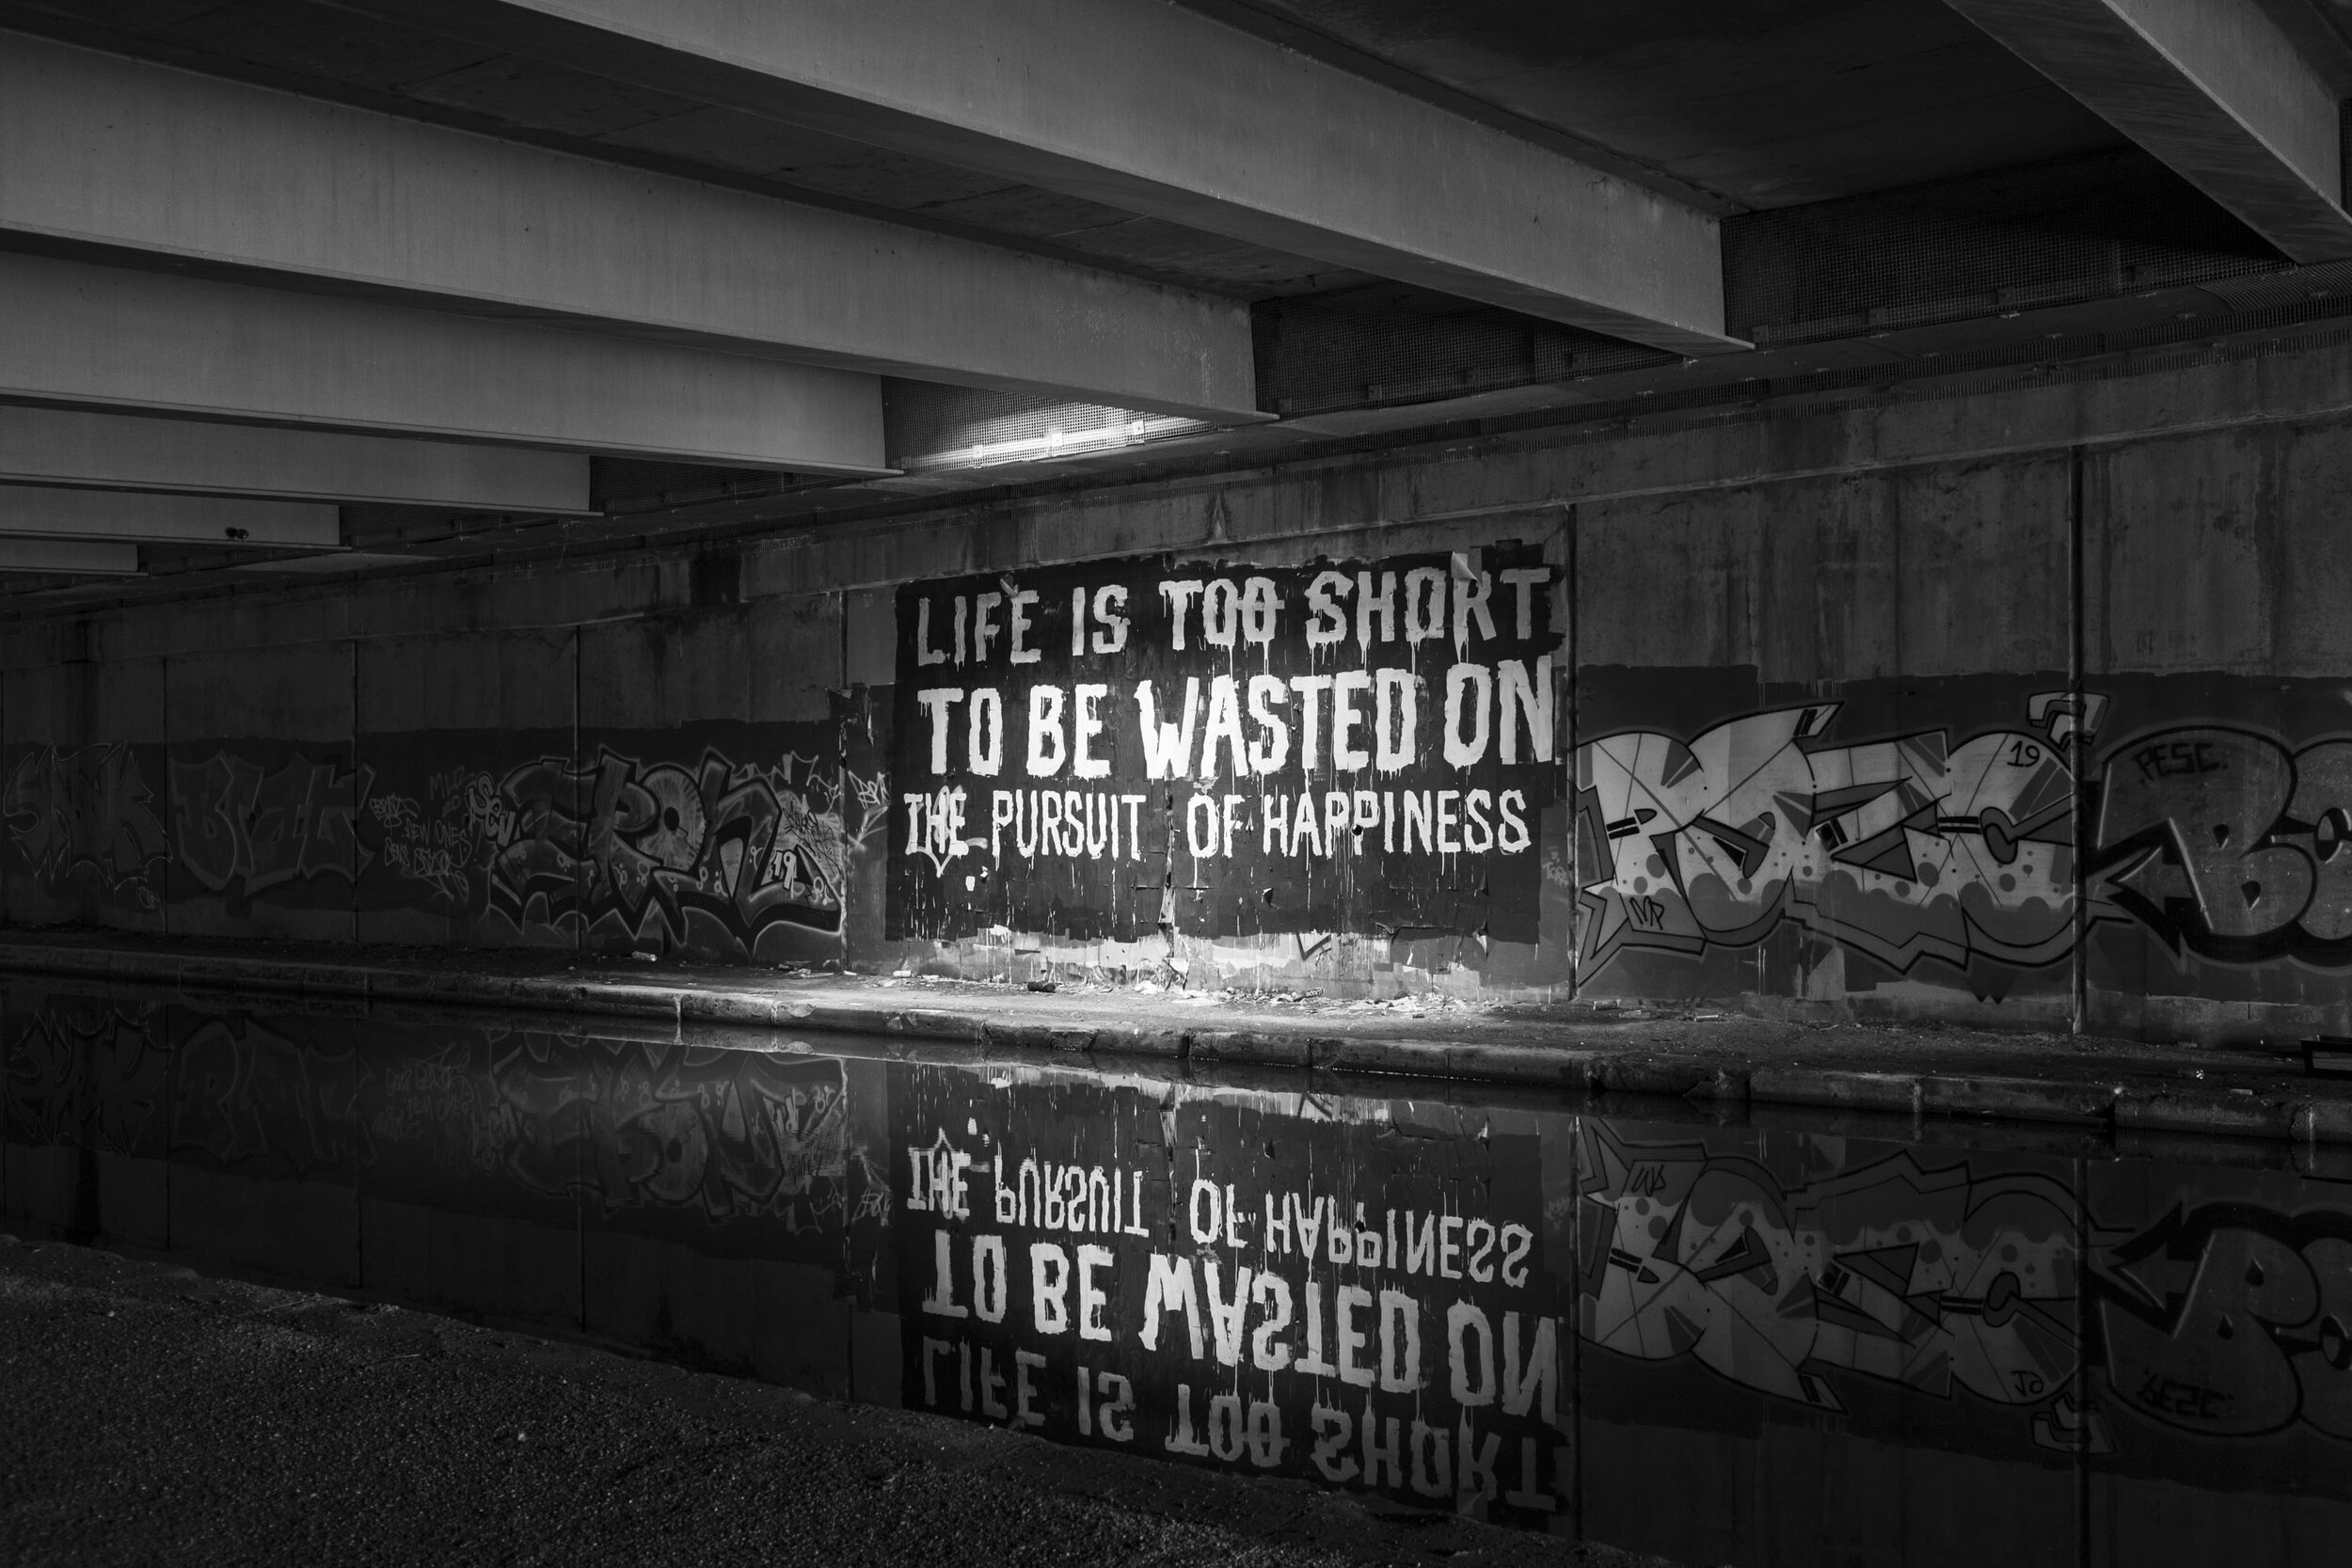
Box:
[1945,0,2352,261]
[0,486,342,550]
[0,253,890,475]
[320,0,1740,355]
[0,540,138,576]
[0,406,590,514]
[1,32,1259,421]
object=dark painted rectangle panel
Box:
[888,546,1563,942]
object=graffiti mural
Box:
[2092,726,2352,963]
[1577,688,2352,993]
[489,744,889,953]
[1576,692,2090,983]
[1,742,170,908]
[364,764,517,907]
[168,748,370,896]
[888,545,1564,943]
[340,705,889,958]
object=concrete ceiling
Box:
[0,0,2139,294]
[5,0,2349,605]
[1195,0,2129,211]
[0,0,1371,300]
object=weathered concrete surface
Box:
[0,405,591,513]
[1945,0,2352,261]
[326,0,1738,353]
[15,335,2352,1044]
[1,31,1258,420]
[0,485,340,550]
[0,1234,1665,1568]
[0,540,136,576]
[4,930,2349,1151]
[0,252,888,471]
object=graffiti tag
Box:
[2,743,169,905]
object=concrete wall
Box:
[13,335,2352,1044]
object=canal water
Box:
[2,978,2346,1567]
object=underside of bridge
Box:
[10,0,2352,1042]
[7,0,2347,577]
[18,12,2352,1566]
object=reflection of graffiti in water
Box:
[492,747,889,948]
[171,1018,368,1177]
[2100,1201,2352,1439]
[358,1030,886,1230]
[1579,694,2352,980]
[579,1046,883,1227]
[1,996,168,1156]
[1578,1126,2083,1418]
[1579,1123,2352,1448]
[5,997,884,1235]
[169,750,372,895]
[2,743,169,906]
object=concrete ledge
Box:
[1750,1069,1924,1117]
[2294,1101,2352,1144]
[980,1021,1105,1055]
[2119,1086,2298,1139]
[1592,1053,1732,1099]
[6,937,2352,1148]
[1437,1042,1601,1090]
[1187,1030,1314,1069]
[1925,1076,2121,1126]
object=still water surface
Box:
[3,978,2346,1566]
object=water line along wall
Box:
[11,341,2352,1043]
